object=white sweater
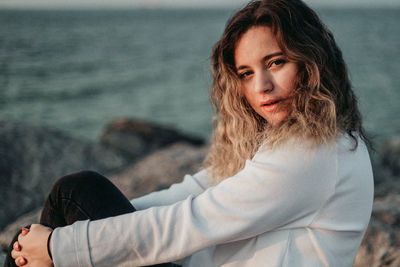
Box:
[51,135,374,267]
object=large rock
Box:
[0,121,129,231]
[110,142,208,200]
[99,118,204,159]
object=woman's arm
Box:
[51,140,338,267]
[131,169,211,210]
[10,170,211,267]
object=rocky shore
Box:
[0,119,399,266]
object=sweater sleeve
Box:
[51,141,337,267]
[131,169,211,210]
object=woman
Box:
[7,0,374,266]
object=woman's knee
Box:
[45,171,134,222]
[50,170,108,196]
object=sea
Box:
[0,7,399,146]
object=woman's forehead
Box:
[234,26,281,66]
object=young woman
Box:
[7,0,374,266]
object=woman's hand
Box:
[11,224,54,267]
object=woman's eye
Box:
[269,59,287,68]
[238,71,252,79]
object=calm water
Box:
[0,8,399,145]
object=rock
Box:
[110,142,208,200]
[372,136,400,197]
[354,218,400,267]
[372,194,400,227]
[99,118,205,159]
[356,137,400,265]
[354,193,400,267]
[0,121,129,231]
[379,136,400,176]
[373,166,400,198]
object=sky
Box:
[0,0,399,9]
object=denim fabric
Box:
[4,170,180,267]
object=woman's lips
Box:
[260,99,283,112]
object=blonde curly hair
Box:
[204,0,370,183]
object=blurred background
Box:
[0,0,399,145]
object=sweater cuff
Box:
[52,220,93,267]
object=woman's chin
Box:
[265,112,288,126]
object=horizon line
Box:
[0,4,399,10]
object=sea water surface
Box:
[0,8,399,145]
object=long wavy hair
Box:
[204,0,370,183]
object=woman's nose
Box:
[255,69,273,93]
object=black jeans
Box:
[4,170,180,267]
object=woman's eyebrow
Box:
[236,51,284,71]
[263,51,284,61]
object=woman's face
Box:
[234,26,298,125]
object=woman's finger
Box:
[13,241,21,251]
[17,233,22,242]
[11,247,22,259]
[21,227,30,236]
[14,256,27,266]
